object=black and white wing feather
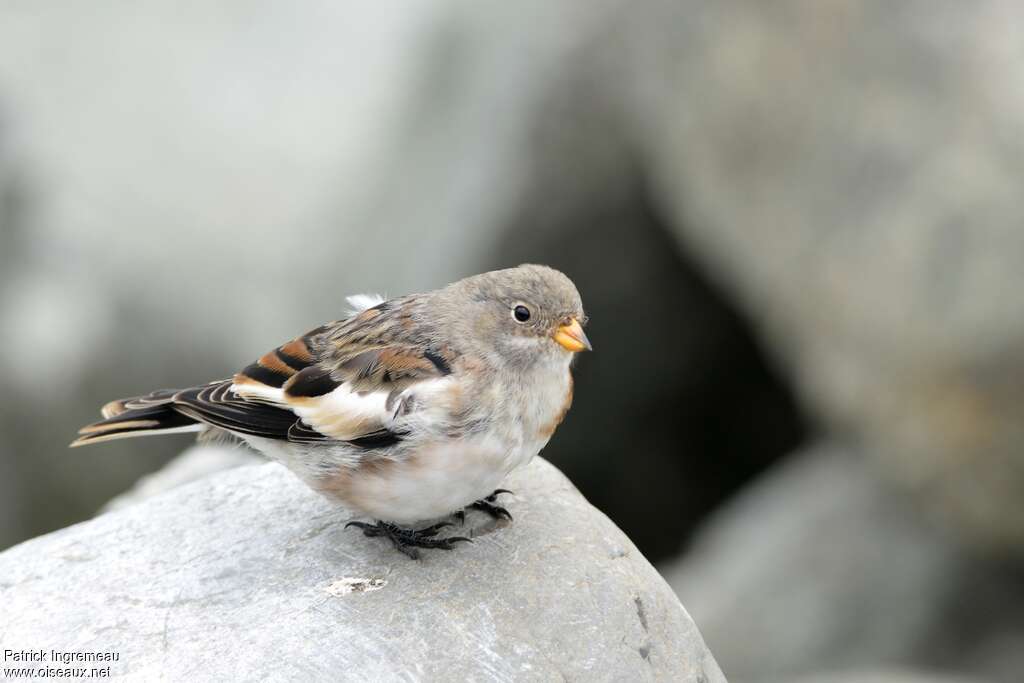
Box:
[71,297,457,449]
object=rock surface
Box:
[791,673,986,683]
[101,444,262,512]
[662,442,1024,683]
[0,457,722,682]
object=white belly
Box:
[319,435,521,524]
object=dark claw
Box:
[486,488,514,502]
[469,500,513,521]
[457,489,515,522]
[345,521,383,537]
[434,536,472,548]
[345,520,472,559]
[396,543,420,560]
[416,521,453,537]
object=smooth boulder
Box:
[0,457,722,682]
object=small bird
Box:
[72,264,591,558]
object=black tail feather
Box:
[71,396,201,447]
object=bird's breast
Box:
[490,363,574,470]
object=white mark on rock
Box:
[325,577,387,596]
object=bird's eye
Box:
[512,304,531,323]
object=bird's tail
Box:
[70,389,203,447]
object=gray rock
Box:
[0,457,722,682]
[791,672,985,683]
[662,443,1024,683]
[101,444,262,513]
[630,0,1024,554]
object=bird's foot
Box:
[344,520,471,560]
[455,488,514,524]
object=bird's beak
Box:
[553,318,592,353]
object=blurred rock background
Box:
[1,1,1023,681]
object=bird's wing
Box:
[72,298,459,449]
[210,302,457,445]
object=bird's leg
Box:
[345,520,471,559]
[460,488,514,523]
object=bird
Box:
[72,264,591,558]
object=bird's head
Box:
[438,264,591,370]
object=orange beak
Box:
[553,318,592,353]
